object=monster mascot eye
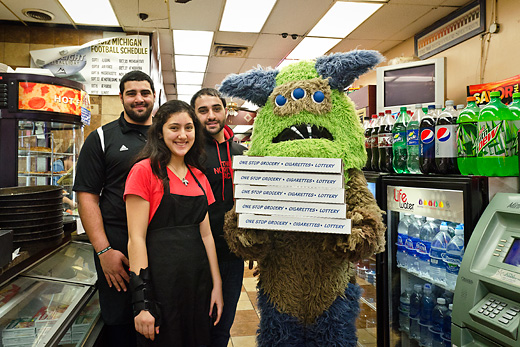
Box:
[275,94,287,107]
[312,90,325,103]
[291,88,306,100]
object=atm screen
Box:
[504,239,520,266]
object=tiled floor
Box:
[228,262,260,347]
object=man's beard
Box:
[125,103,153,123]
[204,119,225,137]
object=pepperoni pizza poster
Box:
[18,82,83,116]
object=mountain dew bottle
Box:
[457,96,479,175]
[508,92,520,157]
[477,91,519,176]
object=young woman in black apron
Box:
[124,100,223,346]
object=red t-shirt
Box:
[124,159,215,224]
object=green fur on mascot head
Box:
[219,51,384,176]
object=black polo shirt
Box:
[73,113,150,228]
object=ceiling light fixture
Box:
[308,1,383,38]
[58,0,119,26]
[174,55,208,72]
[220,0,276,33]
[286,37,341,60]
[173,30,214,56]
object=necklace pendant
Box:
[182,178,189,186]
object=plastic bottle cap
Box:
[414,284,422,291]
[424,283,431,290]
[513,92,520,98]
[490,91,501,97]
[400,106,407,112]
[427,217,434,221]
[428,105,435,109]
[415,104,422,108]
[437,298,446,304]
[445,100,454,106]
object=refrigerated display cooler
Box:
[0,241,101,346]
[379,175,489,347]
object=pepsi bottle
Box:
[378,110,395,173]
[435,100,460,174]
[371,113,382,171]
[420,105,437,174]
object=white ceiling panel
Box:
[0,2,22,21]
[347,3,434,41]
[372,39,407,54]
[387,0,445,4]
[240,58,282,72]
[247,33,299,59]
[262,0,334,35]
[206,56,246,74]
[203,72,231,89]
[112,0,169,29]
[170,0,224,31]
[213,31,258,47]
[2,0,73,24]
[331,38,385,53]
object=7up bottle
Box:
[477,91,519,176]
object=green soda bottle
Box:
[476,91,519,176]
[392,107,411,173]
[508,92,520,157]
[456,96,479,175]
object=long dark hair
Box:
[134,100,205,183]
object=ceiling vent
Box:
[22,9,55,21]
[214,45,249,58]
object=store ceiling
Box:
[0,0,470,102]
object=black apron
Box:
[138,167,212,346]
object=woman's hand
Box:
[135,310,160,340]
[209,285,224,326]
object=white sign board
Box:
[232,155,343,174]
[238,214,351,234]
[234,170,343,189]
[235,199,346,219]
[235,184,345,204]
[30,35,150,96]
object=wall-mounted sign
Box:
[414,0,485,59]
[467,74,520,106]
[30,35,150,96]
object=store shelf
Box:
[360,296,377,311]
[397,264,454,292]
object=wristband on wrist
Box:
[96,246,112,256]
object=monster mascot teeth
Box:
[219,50,387,347]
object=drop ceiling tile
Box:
[330,39,385,53]
[214,32,259,47]
[204,72,231,89]
[112,0,169,29]
[0,3,20,21]
[262,0,334,35]
[1,0,72,24]
[348,3,434,41]
[170,0,225,31]
[372,40,406,54]
[387,0,444,4]
[240,58,281,72]
[247,33,299,60]
[206,56,246,74]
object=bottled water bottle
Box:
[417,217,437,279]
[445,224,465,290]
[432,298,448,332]
[446,221,457,238]
[407,215,424,273]
[397,214,411,268]
[430,222,452,284]
[399,287,412,333]
[406,104,423,173]
[443,304,453,340]
[420,283,435,347]
[409,284,423,341]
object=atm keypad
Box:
[477,297,518,325]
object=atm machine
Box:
[452,193,520,346]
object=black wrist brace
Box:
[129,268,161,326]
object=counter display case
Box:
[0,241,100,347]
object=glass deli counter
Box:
[0,241,100,347]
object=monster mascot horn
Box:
[220,50,387,346]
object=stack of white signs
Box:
[233,156,351,234]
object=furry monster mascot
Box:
[220,50,386,346]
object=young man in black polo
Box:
[191,88,247,347]
[73,70,155,346]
